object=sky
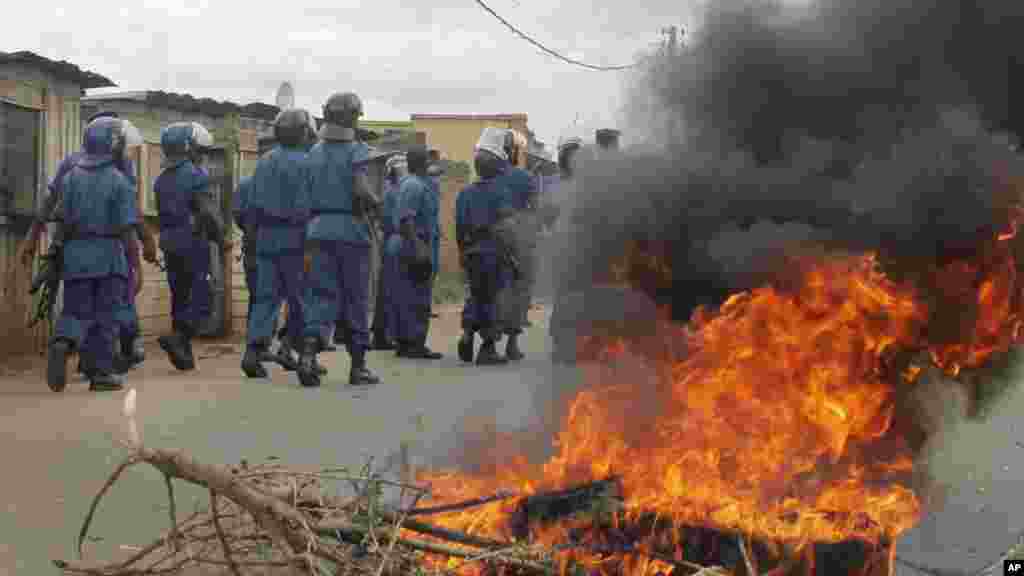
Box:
[8,0,704,152]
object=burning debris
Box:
[411,0,1024,574]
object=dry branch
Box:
[62,445,870,576]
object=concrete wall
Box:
[0,64,84,357]
[412,116,529,166]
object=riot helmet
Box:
[595,128,620,150]
[474,149,505,180]
[160,121,214,164]
[557,136,583,178]
[386,154,408,183]
[273,108,315,148]
[475,127,509,164]
[322,92,363,128]
[83,117,142,161]
[406,144,429,175]
[87,110,119,123]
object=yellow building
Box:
[411,113,528,165]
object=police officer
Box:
[548,135,584,363]
[154,122,224,371]
[494,129,539,361]
[296,92,382,387]
[231,174,263,372]
[425,148,443,319]
[18,111,156,377]
[370,153,407,350]
[46,117,143,392]
[456,132,513,365]
[275,118,323,374]
[394,145,443,360]
[241,108,314,379]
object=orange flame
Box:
[411,209,1024,574]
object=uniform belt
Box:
[467,228,495,244]
[68,232,123,239]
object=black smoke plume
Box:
[557,0,1024,325]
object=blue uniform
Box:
[246,146,311,350]
[394,174,440,347]
[54,153,138,376]
[456,176,508,341]
[372,179,403,344]
[155,159,213,337]
[301,139,372,355]
[48,151,139,368]
[495,162,539,336]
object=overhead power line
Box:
[473,0,637,71]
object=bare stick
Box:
[77,455,140,558]
[402,490,518,516]
[316,518,552,574]
[739,534,758,576]
[210,489,243,576]
[162,474,180,552]
[376,489,425,576]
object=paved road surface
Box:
[0,304,1021,575]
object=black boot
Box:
[241,345,270,378]
[182,335,196,370]
[47,339,72,392]
[89,372,124,392]
[398,339,443,360]
[349,353,380,386]
[77,353,96,380]
[457,331,476,363]
[476,340,508,366]
[158,332,192,371]
[505,334,524,362]
[275,339,301,372]
[371,337,395,351]
[297,337,322,388]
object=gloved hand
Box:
[303,251,313,274]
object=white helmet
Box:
[120,119,144,150]
[475,127,509,162]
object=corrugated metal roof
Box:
[84,90,281,121]
[0,50,116,89]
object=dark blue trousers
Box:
[56,276,123,375]
[304,241,371,356]
[113,254,139,335]
[164,246,211,335]
[247,249,305,348]
[395,250,433,346]
[373,234,403,344]
[461,252,502,341]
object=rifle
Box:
[28,245,62,328]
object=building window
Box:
[0,101,40,216]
